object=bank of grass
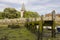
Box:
[0,25,37,40]
[0,24,8,28]
[0,23,60,40]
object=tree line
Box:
[0,8,40,19]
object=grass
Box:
[0,24,60,40]
[0,25,37,40]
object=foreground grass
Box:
[0,26,37,40]
[0,25,60,40]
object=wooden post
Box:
[52,10,56,38]
[26,18,29,29]
[36,25,40,40]
[39,15,43,40]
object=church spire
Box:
[21,3,25,11]
[20,3,25,18]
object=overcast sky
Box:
[0,0,60,15]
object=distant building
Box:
[20,3,25,18]
[44,10,60,21]
[56,14,60,18]
[45,13,52,17]
[45,13,60,18]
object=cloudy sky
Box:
[0,0,60,15]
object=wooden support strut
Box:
[39,15,43,40]
[51,10,56,38]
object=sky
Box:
[0,0,60,15]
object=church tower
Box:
[20,3,25,18]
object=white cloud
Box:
[26,3,60,11]
[28,0,50,3]
[0,0,60,15]
[0,0,28,4]
[0,4,11,8]
[43,4,60,7]
[39,0,50,3]
[0,4,12,11]
[0,0,51,5]
[25,3,60,15]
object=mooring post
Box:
[39,15,43,40]
[52,10,56,38]
[26,18,29,29]
[36,25,40,40]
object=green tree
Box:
[3,8,20,19]
[0,8,40,19]
[0,12,4,19]
[24,11,40,18]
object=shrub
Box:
[8,24,20,29]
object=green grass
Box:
[0,26,37,40]
[0,25,60,40]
